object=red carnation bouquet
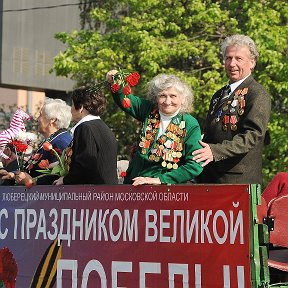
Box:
[110,69,140,108]
[11,131,37,171]
[0,247,18,288]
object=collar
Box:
[70,114,100,135]
[159,108,181,120]
[229,74,251,94]
[37,128,68,151]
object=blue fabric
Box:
[29,130,72,184]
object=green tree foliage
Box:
[51,0,288,187]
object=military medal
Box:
[210,98,219,115]
[162,161,167,167]
[238,108,244,115]
[230,99,237,113]
[167,163,173,169]
[230,115,238,131]
[139,109,160,154]
[237,98,244,115]
[215,87,248,132]
[215,110,222,122]
[242,88,248,94]
[176,142,183,151]
[146,134,152,140]
[231,99,238,107]
[143,140,150,148]
[222,115,229,131]
[235,88,248,116]
[138,109,186,170]
[176,151,182,158]
[179,121,185,129]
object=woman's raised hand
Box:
[106,70,119,84]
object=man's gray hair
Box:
[221,34,259,61]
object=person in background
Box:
[106,71,203,186]
[53,86,118,185]
[0,98,72,185]
[262,172,288,206]
[192,34,271,184]
[0,144,18,185]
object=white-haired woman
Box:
[106,71,203,186]
[1,98,73,185]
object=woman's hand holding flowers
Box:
[106,70,119,83]
[106,69,140,109]
[14,171,34,188]
[0,170,15,180]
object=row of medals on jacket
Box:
[213,88,248,131]
[139,111,185,170]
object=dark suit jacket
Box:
[63,119,118,185]
[200,75,271,184]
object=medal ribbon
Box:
[230,115,237,125]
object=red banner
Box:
[0,184,251,287]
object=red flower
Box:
[123,85,132,96]
[0,247,18,288]
[133,71,140,79]
[111,83,121,93]
[122,98,131,108]
[110,70,140,99]
[126,72,140,87]
[38,159,50,169]
[120,171,127,177]
[42,142,53,151]
[11,141,28,153]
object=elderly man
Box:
[193,34,271,184]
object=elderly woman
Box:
[1,98,72,185]
[53,86,118,185]
[106,71,203,186]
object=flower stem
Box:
[51,148,64,170]
[15,150,20,171]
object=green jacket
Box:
[112,89,203,184]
